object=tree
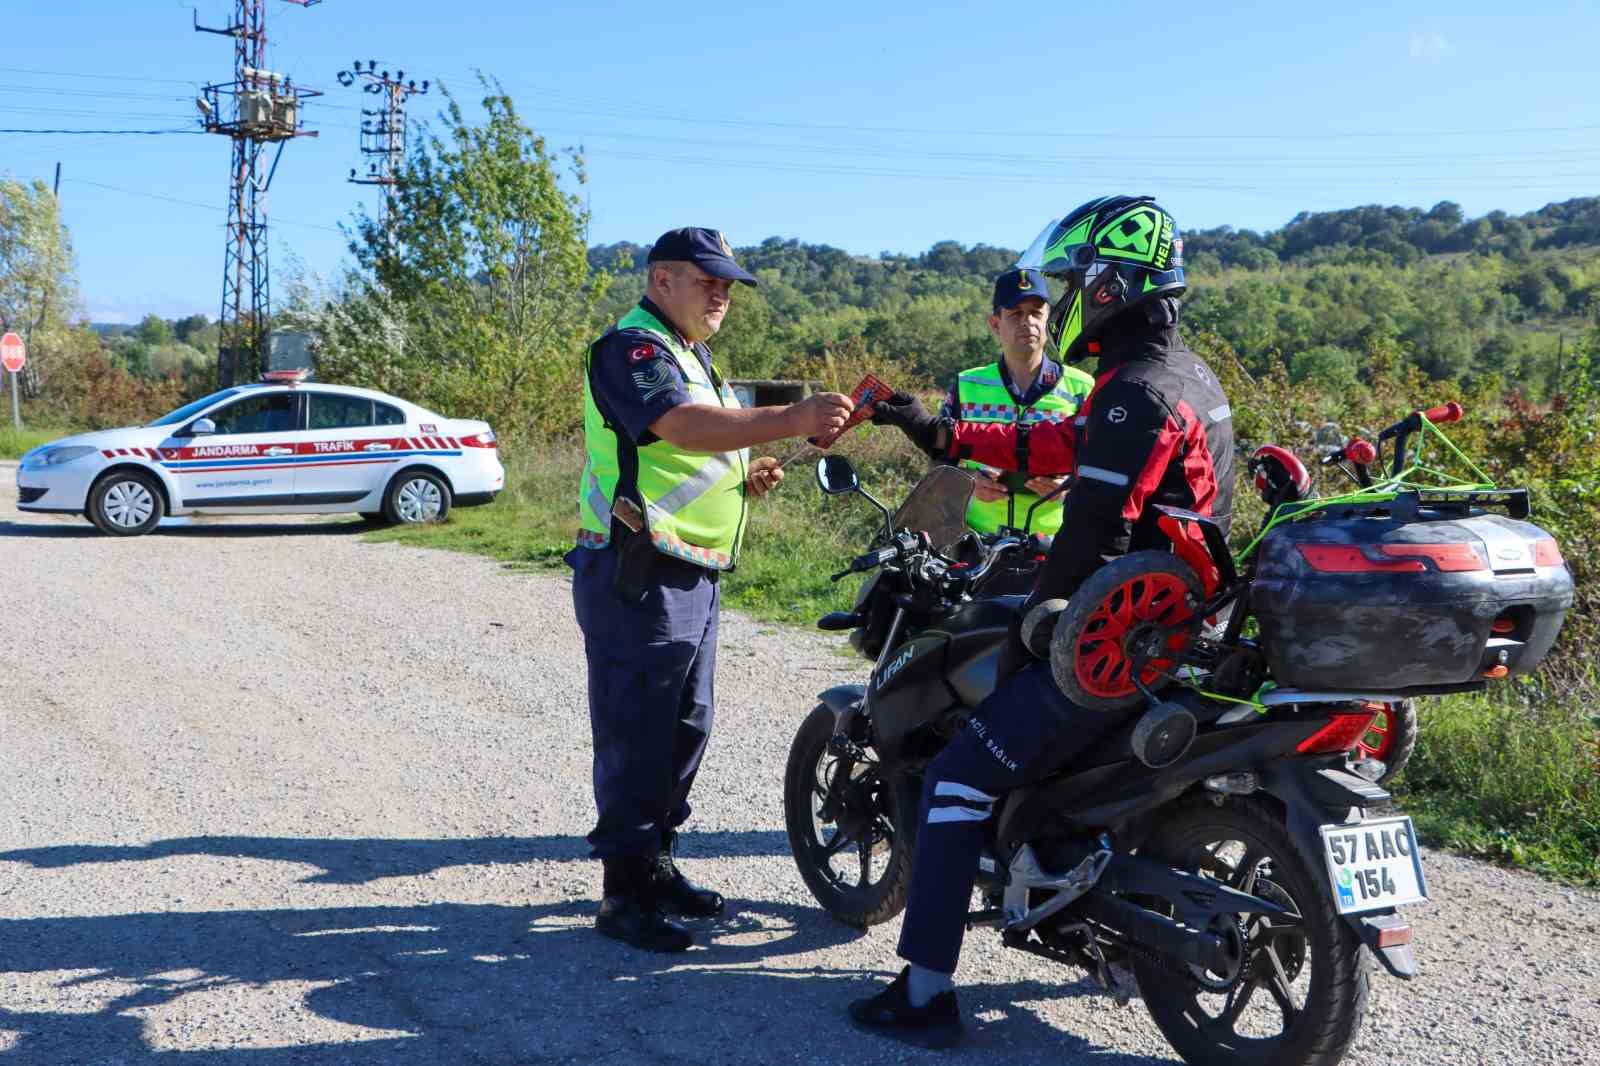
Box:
[0,178,78,397]
[335,77,610,437]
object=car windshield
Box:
[146,388,241,427]
[891,465,976,555]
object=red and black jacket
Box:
[946,308,1235,606]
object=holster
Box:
[609,523,659,606]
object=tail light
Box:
[1298,542,1487,573]
[1296,707,1380,755]
[460,430,497,448]
[1533,538,1563,566]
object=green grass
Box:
[1393,685,1600,885]
[0,425,69,459]
[374,433,1599,886]
[367,429,929,622]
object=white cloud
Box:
[1409,31,1454,61]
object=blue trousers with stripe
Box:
[896,661,1116,975]
[568,544,719,861]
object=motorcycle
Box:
[784,402,1571,1066]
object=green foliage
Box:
[300,77,611,441]
[1396,686,1599,884]
[0,177,78,400]
[0,423,66,459]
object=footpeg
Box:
[1001,845,1112,934]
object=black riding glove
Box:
[870,392,948,458]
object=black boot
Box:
[653,830,726,918]
[848,966,964,1049]
[596,856,693,953]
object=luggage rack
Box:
[1271,488,1531,527]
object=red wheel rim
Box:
[1073,572,1195,699]
[1355,704,1396,761]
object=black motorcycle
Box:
[784,457,1425,1066]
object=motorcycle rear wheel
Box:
[1131,797,1369,1066]
[1352,700,1418,787]
[783,704,912,928]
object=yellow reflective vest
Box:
[954,361,1093,534]
[577,306,749,570]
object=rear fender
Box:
[1256,760,1415,977]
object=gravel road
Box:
[2,459,1597,1065]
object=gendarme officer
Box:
[940,268,1093,536]
[567,227,852,952]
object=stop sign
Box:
[0,332,23,373]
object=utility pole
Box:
[194,1,323,387]
[336,61,428,245]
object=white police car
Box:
[16,371,504,536]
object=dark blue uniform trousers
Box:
[568,545,719,861]
[896,661,1118,975]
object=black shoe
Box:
[595,891,693,953]
[654,832,726,918]
[848,966,964,1049]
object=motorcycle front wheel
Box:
[783,704,913,928]
[1131,797,1369,1066]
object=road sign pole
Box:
[1,332,27,429]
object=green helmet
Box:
[1019,195,1186,362]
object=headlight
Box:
[21,445,97,470]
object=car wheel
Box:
[89,470,164,536]
[384,469,451,525]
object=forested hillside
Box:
[592,197,1600,397]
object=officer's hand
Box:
[973,477,1009,503]
[746,456,784,497]
[788,392,854,440]
[1025,474,1069,498]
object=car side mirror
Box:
[189,417,216,437]
[816,455,859,495]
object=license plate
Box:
[1318,815,1429,915]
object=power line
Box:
[0,127,202,135]
[12,61,1600,144]
[62,177,344,233]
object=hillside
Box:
[591,197,1600,396]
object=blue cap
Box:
[646,227,758,286]
[993,267,1050,310]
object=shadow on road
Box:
[0,518,371,540]
[1,830,790,885]
[0,834,1179,1064]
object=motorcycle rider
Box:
[850,196,1235,1047]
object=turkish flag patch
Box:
[628,344,657,364]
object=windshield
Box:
[146,388,241,427]
[1015,217,1062,273]
[891,466,976,555]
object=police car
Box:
[16,371,504,536]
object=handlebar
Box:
[1378,401,1464,442]
[962,535,1021,586]
[1321,438,1377,467]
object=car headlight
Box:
[21,445,98,470]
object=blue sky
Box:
[3,1,1598,322]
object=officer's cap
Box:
[993,267,1050,311]
[647,227,758,287]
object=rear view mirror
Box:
[816,455,860,496]
[188,417,216,437]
